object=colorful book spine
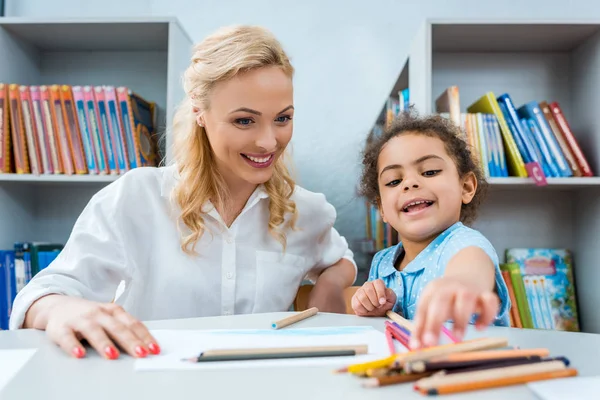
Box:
[18,86,43,175]
[517,102,572,177]
[467,92,527,177]
[549,101,593,177]
[8,84,29,174]
[29,86,54,174]
[83,86,108,174]
[93,86,119,174]
[539,101,581,177]
[39,86,63,174]
[0,83,10,173]
[49,85,74,175]
[104,86,129,172]
[72,86,98,174]
[116,87,139,169]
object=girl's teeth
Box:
[247,155,270,163]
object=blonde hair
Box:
[171,25,298,254]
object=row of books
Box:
[0,242,63,330]
[436,86,594,178]
[0,83,160,176]
[500,248,580,332]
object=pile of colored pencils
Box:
[336,311,578,396]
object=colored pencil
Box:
[406,355,547,373]
[422,368,578,395]
[415,359,567,391]
[425,348,550,364]
[363,371,435,388]
[271,307,318,329]
[385,327,396,355]
[386,310,458,343]
[386,327,411,350]
[396,337,509,365]
[183,345,368,362]
[336,355,397,374]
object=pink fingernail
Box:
[148,343,161,355]
[135,346,148,358]
[72,347,85,358]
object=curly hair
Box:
[171,25,298,254]
[359,110,488,225]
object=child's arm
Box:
[410,246,499,349]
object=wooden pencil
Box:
[425,348,550,364]
[271,307,318,329]
[338,355,398,374]
[363,371,435,388]
[201,344,368,357]
[415,359,567,391]
[396,337,509,365]
[385,328,396,355]
[386,311,415,332]
[406,355,544,373]
[422,368,578,395]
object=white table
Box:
[0,312,597,399]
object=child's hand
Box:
[410,276,499,349]
[351,279,397,317]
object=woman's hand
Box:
[351,279,396,317]
[26,295,160,359]
[410,276,499,349]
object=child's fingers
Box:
[362,283,382,309]
[475,292,499,329]
[372,280,388,306]
[452,291,477,340]
[351,295,370,316]
[410,289,434,349]
[419,291,453,348]
[384,287,397,303]
[356,289,377,312]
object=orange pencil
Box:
[421,368,578,395]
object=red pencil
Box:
[385,327,396,355]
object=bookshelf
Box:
[370,20,600,333]
[0,17,193,249]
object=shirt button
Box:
[226,272,234,279]
[225,236,233,244]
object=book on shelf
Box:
[500,248,580,332]
[0,83,160,176]
[435,86,594,180]
[0,242,63,330]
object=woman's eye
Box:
[423,170,441,177]
[275,115,292,123]
[235,118,253,126]
[385,179,401,187]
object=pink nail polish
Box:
[72,347,85,358]
[148,343,161,355]
[105,346,119,360]
[135,346,148,357]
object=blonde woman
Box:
[10,25,357,360]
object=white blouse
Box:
[9,166,356,329]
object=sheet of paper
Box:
[135,326,394,371]
[0,349,37,392]
[528,376,600,400]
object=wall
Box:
[5,0,600,261]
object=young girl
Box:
[10,25,357,360]
[352,111,510,349]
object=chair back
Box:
[293,285,360,314]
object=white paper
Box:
[0,349,37,392]
[528,376,600,400]
[135,326,394,371]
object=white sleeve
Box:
[9,183,131,330]
[304,201,357,284]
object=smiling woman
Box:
[9,25,357,362]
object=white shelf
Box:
[0,173,121,184]
[488,177,600,189]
